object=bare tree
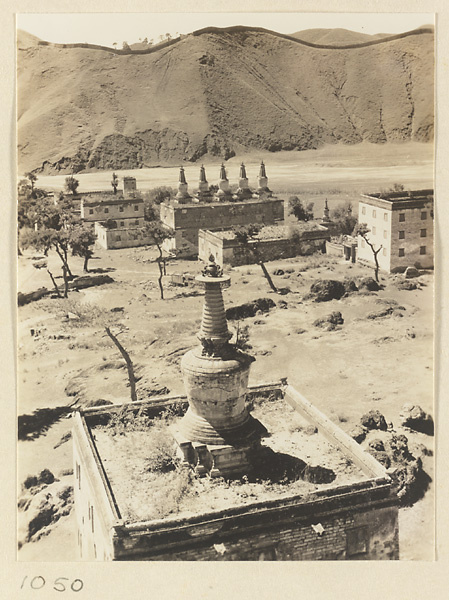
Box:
[355,224,382,283]
[104,327,137,402]
[233,224,277,293]
[143,222,175,299]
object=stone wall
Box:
[160,199,284,257]
[389,203,434,271]
[120,504,398,561]
[95,221,152,250]
[73,385,399,561]
[199,228,330,266]
[82,198,144,222]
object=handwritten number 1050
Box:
[21,576,83,592]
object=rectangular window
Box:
[119,206,124,212]
[420,229,427,238]
[384,213,388,221]
[134,205,139,211]
[383,248,387,256]
[120,221,124,227]
[89,209,94,215]
[372,209,376,218]
[383,230,388,239]
[399,213,405,222]
[420,246,426,255]
[421,212,427,220]
[135,220,139,225]
[346,527,369,557]
[399,230,405,240]
[361,206,366,215]
[104,207,109,214]
[399,248,405,257]
[372,226,376,235]
[116,235,121,241]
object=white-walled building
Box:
[358,190,434,272]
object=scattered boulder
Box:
[405,266,420,279]
[70,274,114,290]
[369,438,385,452]
[368,450,391,469]
[308,279,346,302]
[399,404,434,435]
[313,311,344,331]
[18,288,49,306]
[18,478,74,547]
[349,424,368,443]
[225,298,276,320]
[343,279,358,294]
[358,277,380,291]
[367,307,394,320]
[273,268,284,276]
[360,410,388,431]
[304,425,318,436]
[396,280,418,291]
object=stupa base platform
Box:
[172,428,266,479]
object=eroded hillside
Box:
[17,27,434,174]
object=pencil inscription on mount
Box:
[17,26,434,174]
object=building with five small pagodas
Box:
[160,163,285,257]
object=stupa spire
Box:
[179,166,187,184]
[176,166,190,203]
[323,199,330,221]
[216,163,232,200]
[175,256,267,477]
[199,164,207,183]
[257,160,272,197]
[236,162,252,200]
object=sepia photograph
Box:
[15,9,436,566]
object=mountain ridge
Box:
[17,26,434,174]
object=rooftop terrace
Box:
[77,383,390,527]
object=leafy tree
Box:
[65,175,79,195]
[147,186,174,205]
[289,196,314,222]
[355,223,382,283]
[143,222,175,299]
[70,224,97,272]
[111,172,119,195]
[21,197,77,279]
[233,224,277,293]
[24,172,37,196]
[330,201,358,235]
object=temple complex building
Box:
[160,163,285,257]
[73,258,400,561]
[358,189,434,272]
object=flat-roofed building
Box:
[358,189,434,272]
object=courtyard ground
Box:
[17,241,434,561]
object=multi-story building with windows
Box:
[357,190,434,272]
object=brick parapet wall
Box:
[74,383,399,561]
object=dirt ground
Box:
[17,237,434,560]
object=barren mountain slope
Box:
[290,28,385,45]
[17,27,434,174]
